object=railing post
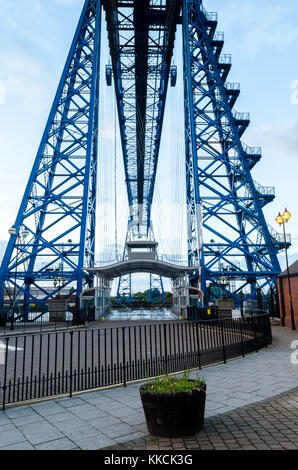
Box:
[267,314,273,346]
[195,322,202,370]
[163,323,168,373]
[2,337,9,411]
[69,331,74,398]
[122,327,126,387]
[252,317,258,353]
[239,318,245,358]
[220,320,227,364]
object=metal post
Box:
[122,327,126,387]
[2,337,9,410]
[279,277,286,327]
[253,316,259,353]
[69,331,74,398]
[195,322,202,370]
[220,320,227,364]
[239,318,245,358]
[282,223,296,331]
[163,323,168,373]
[240,291,244,318]
[11,233,20,331]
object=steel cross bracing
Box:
[0,0,288,317]
[116,222,165,304]
[0,0,101,315]
[103,0,182,236]
[149,274,165,304]
[103,0,180,303]
[182,0,284,302]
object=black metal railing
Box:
[0,314,272,410]
[0,307,95,334]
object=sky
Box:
[0,0,297,293]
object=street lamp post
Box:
[218,274,229,299]
[276,209,296,331]
[53,276,66,299]
[8,226,17,330]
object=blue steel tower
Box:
[0,0,288,319]
[0,0,101,316]
[182,0,287,303]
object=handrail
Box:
[0,314,272,409]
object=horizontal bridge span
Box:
[85,259,195,279]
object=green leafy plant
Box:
[143,371,206,394]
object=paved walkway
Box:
[0,325,297,451]
[106,390,298,451]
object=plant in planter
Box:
[140,371,207,437]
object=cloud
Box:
[250,122,298,159]
[212,0,298,57]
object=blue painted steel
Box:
[182,0,283,304]
[116,229,132,304]
[117,274,132,304]
[0,0,288,318]
[102,0,181,236]
[149,274,166,304]
[0,0,102,317]
[116,223,165,305]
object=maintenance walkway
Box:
[0,325,297,451]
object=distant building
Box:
[278,260,298,329]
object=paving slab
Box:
[35,438,78,451]
[0,427,28,448]
[71,434,115,450]
[56,397,87,408]
[53,420,99,442]
[102,422,136,439]
[30,401,66,416]
[0,441,35,451]
[45,411,78,424]
[10,413,45,427]
[16,421,64,445]
[4,406,37,420]
[88,415,122,429]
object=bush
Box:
[143,371,206,394]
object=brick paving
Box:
[105,389,298,451]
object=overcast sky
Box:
[0,0,297,284]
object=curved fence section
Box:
[0,314,272,410]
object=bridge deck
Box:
[85,259,194,279]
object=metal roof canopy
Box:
[85,259,194,280]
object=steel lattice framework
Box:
[0,0,101,315]
[0,0,288,318]
[182,0,287,301]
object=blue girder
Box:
[0,0,101,315]
[182,0,283,302]
[103,0,181,235]
[0,0,288,317]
